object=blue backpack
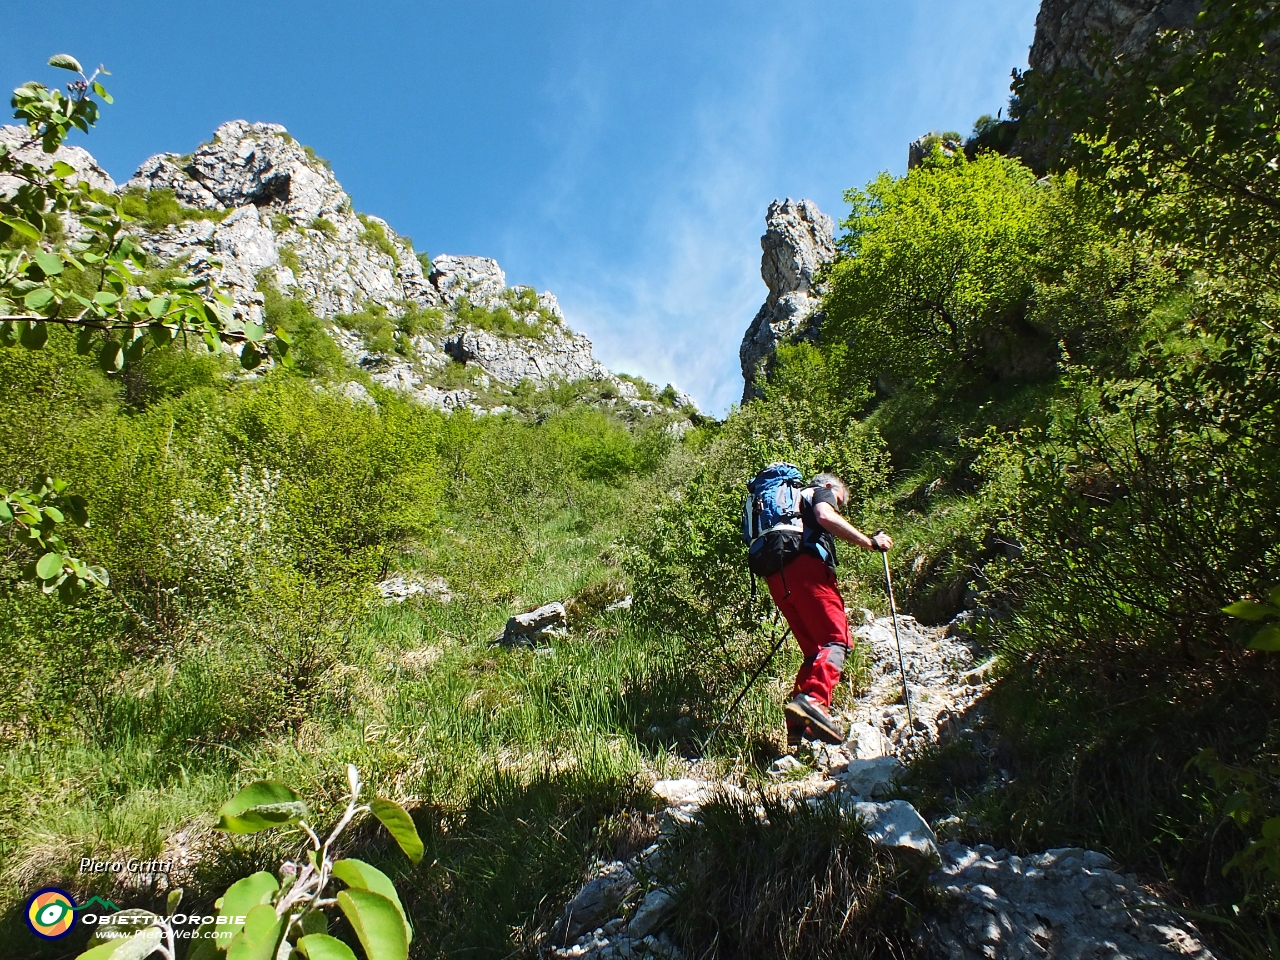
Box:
[742,463,806,577]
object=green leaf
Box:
[100,340,123,373]
[51,160,77,177]
[1268,585,1280,608]
[217,781,307,833]
[24,287,55,309]
[91,81,113,103]
[369,799,424,866]
[74,925,162,960]
[1248,625,1280,652]
[187,926,220,960]
[300,911,328,936]
[1,216,40,240]
[227,903,284,960]
[1223,600,1279,621]
[93,291,120,306]
[296,935,358,960]
[240,347,263,371]
[44,505,64,523]
[48,54,84,73]
[337,890,407,960]
[331,859,410,943]
[213,872,279,950]
[166,888,183,913]
[63,494,89,526]
[36,552,63,579]
[34,252,64,276]
[19,320,49,349]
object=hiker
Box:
[764,472,891,745]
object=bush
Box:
[260,283,346,378]
[357,213,399,263]
[824,152,1046,389]
[308,216,338,237]
[118,187,231,230]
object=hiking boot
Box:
[784,694,844,744]
[785,715,814,748]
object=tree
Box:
[0,55,291,599]
[822,151,1044,390]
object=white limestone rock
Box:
[626,888,675,939]
[840,756,906,799]
[125,120,431,321]
[428,254,508,309]
[35,118,682,420]
[924,840,1220,959]
[0,124,116,196]
[444,326,608,387]
[845,799,939,861]
[498,601,568,647]
[739,198,836,402]
[554,862,638,946]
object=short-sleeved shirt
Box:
[800,486,840,569]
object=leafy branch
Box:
[78,765,423,960]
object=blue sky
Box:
[2,0,1039,414]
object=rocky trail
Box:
[550,615,1221,960]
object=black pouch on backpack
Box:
[747,529,802,577]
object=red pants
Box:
[766,552,850,707]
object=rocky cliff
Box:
[737,198,837,404]
[1028,0,1202,77]
[14,118,697,419]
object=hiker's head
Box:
[812,473,848,510]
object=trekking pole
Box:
[876,533,914,730]
[703,625,792,753]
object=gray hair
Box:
[812,473,848,502]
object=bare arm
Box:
[813,502,892,552]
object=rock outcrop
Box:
[1028,0,1202,77]
[0,125,115,196]
[738,198,836,403]
[125,121,433,320]
[39,119,697,419]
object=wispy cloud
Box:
[505,2,1037,417]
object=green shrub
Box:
[277,244,301,272]
[302,144,332,170]
[335,301,441,357]
[260,282,346,378]
[271,212,292,232]
[308,216,338,237]
[357,213,400,264]
[118,187,231,230]
[455,296,548,338]
[824,152,1045,390]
